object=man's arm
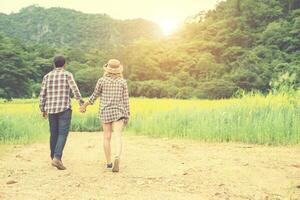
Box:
[39,76,47,118]
[67,73,84,106]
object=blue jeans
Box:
[48,109,72,160]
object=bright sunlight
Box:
[158,19,179,36]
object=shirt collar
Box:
[54,67,64,71]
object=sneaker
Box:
[112,158,119,173]
[105,163,113,171]
[51,158,66,170]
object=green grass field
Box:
[0,93,300,145]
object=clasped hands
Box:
[79,102,90,113]
[79,104,87,113]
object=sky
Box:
[0,0,221,35]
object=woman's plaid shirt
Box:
[88,76,130,123]
[39,68,84,114]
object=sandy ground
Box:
[0,132,300,200]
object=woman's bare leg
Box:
[113,120,124,159]
[111,120,124,172]
[103,123,113,164]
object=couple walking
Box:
[39,56,130,172]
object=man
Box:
[39,56,84,170]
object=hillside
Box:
[1,1,300,99]
[0,5,162,49]
[120,0,300,98]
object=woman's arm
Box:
[122,81,130,123]
[89,78,103,105]
[80,78,102,113]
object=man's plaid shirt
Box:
[39,68,84,114]
[88,76,130,123]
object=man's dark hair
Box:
[53,56,66,68]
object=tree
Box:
[236,0,241,14]
[1,1,300,99]
[0,36,35,99]
[75,68,101,96]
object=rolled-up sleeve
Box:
[67,73,84,106]
[88,78,102,105]
[123,82,130,118]
[39,76,47,112]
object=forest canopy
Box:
[0,0,300,99]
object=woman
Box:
[80,59,130,172]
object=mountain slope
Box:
[0,5,162,49]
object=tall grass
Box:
[129,97,300,145]
[0,93,299,145]
[0,111,48,144]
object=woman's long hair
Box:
[104,71,123,78]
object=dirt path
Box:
[0,132,300,200]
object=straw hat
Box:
[103,59,123,74]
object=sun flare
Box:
[158,20,179,36]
